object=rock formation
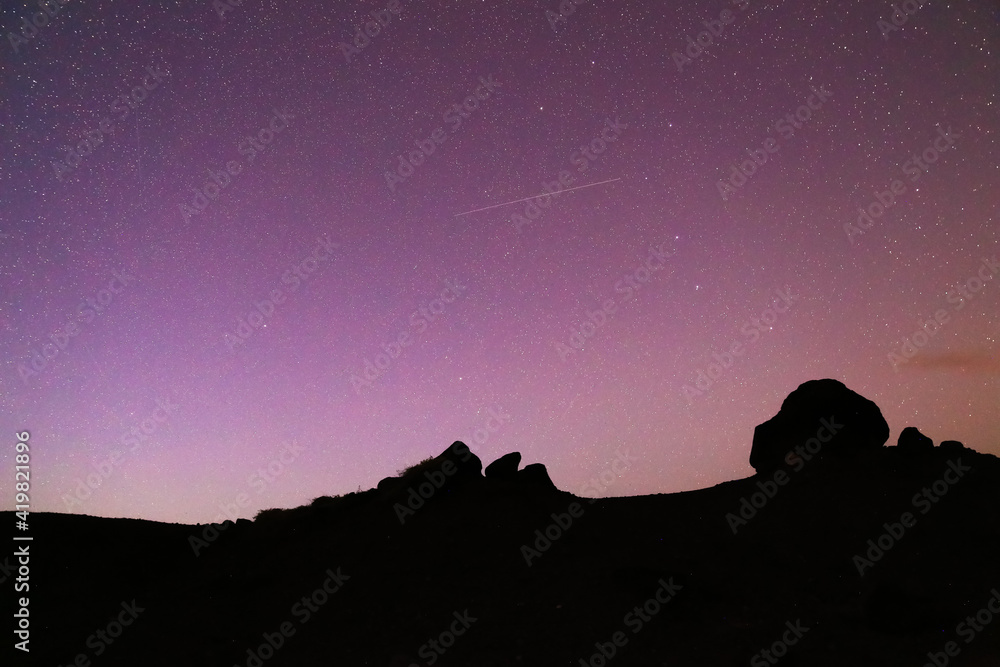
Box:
[485,452,521,479]
[897,426,934,454]
[750,378,890,472]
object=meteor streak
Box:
[454,177,621,217]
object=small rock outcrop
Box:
[485,452,521,479]
[517,462,558,491]
[374,444,563,507]
[897,426,934,454]
[377,441,483,496]
[377,475,403,492]
[436,440,483,484]
[749,378,890,472]
[940,440,966,453]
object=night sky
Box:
[1,0,998,524]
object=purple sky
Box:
[1,0,998,524]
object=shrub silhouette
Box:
[253,507,287,522]
[396,456,436,477]
[309,494,343,507]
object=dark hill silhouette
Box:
[7,379,1000,667]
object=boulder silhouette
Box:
[897,426,934,454]
[377,441,483,497]
[485,452,521,479]
[376,475,404,493]
[940,439,966,453]
[517,462,558,491]
[437,440,482,484]
[749,378,889,472]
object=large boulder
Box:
[436,440,483,481]
[940,440,966,453]
[412,441,483,494]
[379,441,483,499]
[517,463,559,491]
[897,426,934,454]
[749,379,889,472]
[485,452,521,480]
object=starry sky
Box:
[1,0,998,524]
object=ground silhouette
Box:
[7,379,1000,667]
